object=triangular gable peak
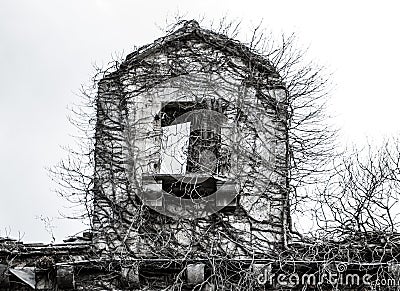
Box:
[119,20,283,88]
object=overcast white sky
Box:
[1,0,399,242]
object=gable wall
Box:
[93,39,289,257]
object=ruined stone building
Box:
[91,19,289,289]
[6,20,400,291]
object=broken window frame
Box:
[142,99,238,211]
